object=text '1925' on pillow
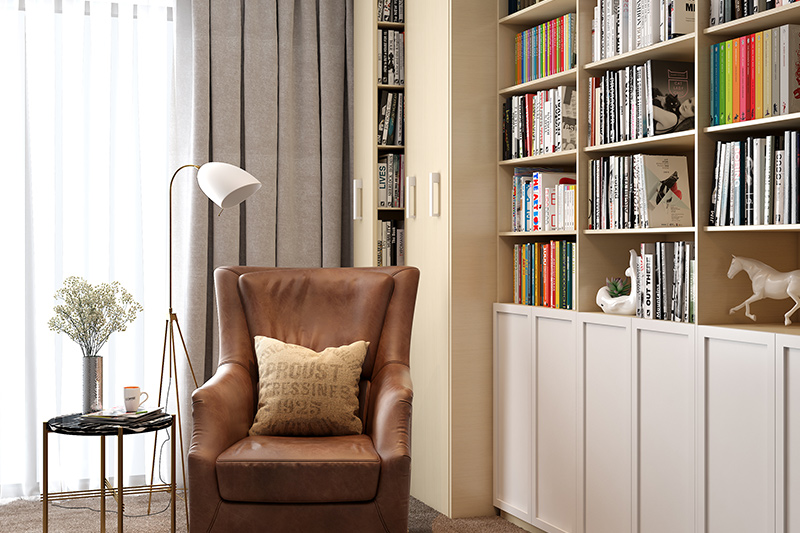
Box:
[249,336,368,437]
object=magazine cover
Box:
[641,154,692,227]
[647,60,695,135]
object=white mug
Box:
[124,386,149,412]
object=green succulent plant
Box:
[606,276,631,298]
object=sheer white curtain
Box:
[0,0,174,499]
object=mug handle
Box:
[139,391,149,407]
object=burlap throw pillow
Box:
[249,336,368,436]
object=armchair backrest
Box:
[213,266,420,430]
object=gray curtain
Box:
[171,0,353,465]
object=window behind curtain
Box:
[0,0,174,498]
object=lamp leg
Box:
[147,312,195,532]
[169,319,190,532]
[174,315,199,389]
[148,317,171,515]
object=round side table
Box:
[42,413,176,533]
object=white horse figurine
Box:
[596,249,639,315]
[727,255,800,325]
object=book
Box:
[756,31,764,119]
[671,0,695,36]
[640,154,693,227]
[378,158,388,207]
[81,406,165,425]
[641,242,656,319]
[720,41,728,124]
[773,27,781,117]
[732,37,741,122]
[764,28,772,117]
[647,59,695,135]
[780,24,800,114]
[377,91,389,143]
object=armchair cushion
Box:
[249,336,368,436]
[216,434,381,503]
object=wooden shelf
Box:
[584,227,695,235]
[705,112,800,134]
[704,2,800,37]
[378,21,404,30]
[585,130,695,154]
[584,33,695,71]
[499,149,577,167]
[499,69,577,97]
[704,224,800,233]
[499,0,575,26]
[499,230,577,238]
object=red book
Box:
[739,35,747,123]
[542,242,550,307]
[732,37,740,122]
[748,33,756,120]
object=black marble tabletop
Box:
[47,413,172,436]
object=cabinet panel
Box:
[493,304,533,521]
[534,310,577,533]
[780,334,800,533]
[634,320,695,533]
[701,327,776,533]
[580,314,632,533]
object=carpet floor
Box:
[0,492,527,532]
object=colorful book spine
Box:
[720,41,728,125]
[755,31,764,120]
[740,35,748,122]
[514,14,575,84]
[732,36,741,122]
[764,28,772,117]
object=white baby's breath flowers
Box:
[48,276,143,357]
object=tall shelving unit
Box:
[354,2,405,267]
[494,1,800,533]
[356,0,499,519]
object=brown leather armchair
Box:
[188,266,420,533]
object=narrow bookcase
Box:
[354,1,406,267]
[494,2,800,533]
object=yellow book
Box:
[756,32,763,120]
[726,38,733,124]
[764,29,772,117]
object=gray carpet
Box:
[1,492,527,532]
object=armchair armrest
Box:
[367,362,413,459]
[188,360,254,530]
[366,362,413,531]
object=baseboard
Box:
[499,511,548,533]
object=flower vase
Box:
[82,355,103,414]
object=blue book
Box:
[711,44,720,126]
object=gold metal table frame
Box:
[42,414,176,533]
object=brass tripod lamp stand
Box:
[149,162,260,527]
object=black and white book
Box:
[646,59,695,136]
[81,406,165,425]
[640,154,692,227]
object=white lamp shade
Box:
[197,162,261,208]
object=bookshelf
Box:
[354,2,405,267]
[494,1,800,533]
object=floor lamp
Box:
[148,162,261,527]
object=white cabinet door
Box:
[778,333,800,533]
[533,308,577,533]
[579,313,633,533]
[493,303,533,522]
[633,319,695,533]
[699,326,776,533]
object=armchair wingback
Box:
[188,266,420,533]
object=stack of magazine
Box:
[81,406,165,426]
